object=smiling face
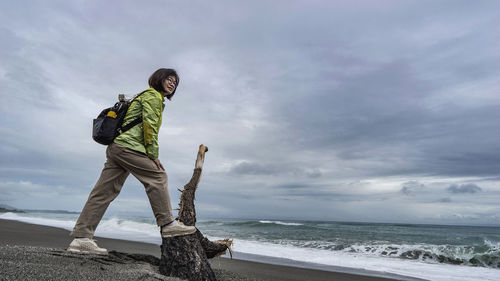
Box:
[162,75,177,96]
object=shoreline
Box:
[0,218,416,281]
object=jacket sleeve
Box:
[141,93,162,159]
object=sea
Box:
[1,211,499,281]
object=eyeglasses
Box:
[166,77,177,85]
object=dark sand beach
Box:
[0,219,408,281]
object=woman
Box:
[68,68,195,255]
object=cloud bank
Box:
[0,0,499,225]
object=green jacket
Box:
[114,88,165,159]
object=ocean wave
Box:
[254,238,500,269]
[198,220,304,227]
[332,242,500,268]
[225,238,500,281]
[259,220,303,226]
[0,212,162,245]
[0,212,76,230]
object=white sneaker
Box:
[67,238,108,255]
[161,221,196,238]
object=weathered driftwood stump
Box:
[159,145,232,281]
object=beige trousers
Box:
[70,143,174,238]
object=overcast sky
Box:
[1,0,499,225]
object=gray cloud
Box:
[400,181,426,196]
[229,161,282,176]
[447,184,482,194]
[228,161,322,179]
[274,183,306,189]
[1,0,500,224]
[305,169,322,178]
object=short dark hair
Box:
[148,68,180,100]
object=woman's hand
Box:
[153,158,165,171]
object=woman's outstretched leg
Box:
[68,146,129,254]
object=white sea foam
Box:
[345,242,480,261]
[259,220,303,226]
[223,238,500,281]
[0,212,76,230]
[94,217,161,244]
[484,239,500,251]
[0,212,162,245]
[1,212,498,281]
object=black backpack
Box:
[92,91,146,145]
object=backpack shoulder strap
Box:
[118,89,150,134]
[120,116,143,133]
[129,89,150,104]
